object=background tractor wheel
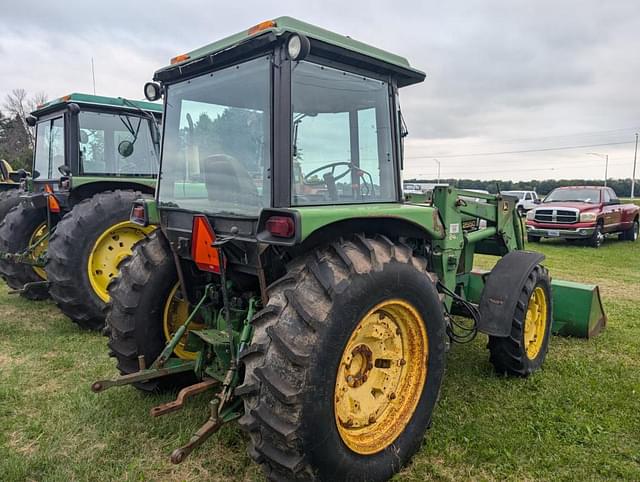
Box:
[488,265,552,376]
[106,231,196,392]
[46,190,154,330]
[238,235,447,481]
[0,202,49,300]
[0,190,21,221]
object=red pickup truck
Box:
[525,186,639,247]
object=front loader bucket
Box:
[551,279,606,338]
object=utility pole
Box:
[91,58,96,95]
[434,158,441,184]
[587,152,608,187]
[632,133,638,199]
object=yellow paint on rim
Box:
[29,222,49,280]
[524,286,548,359]
[87,221,155,302]
[162,282,206,360]
[334,299,428,455]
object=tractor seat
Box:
[201,154,261,208]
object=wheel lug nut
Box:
[389,392,396,400]
[346,375,354,384]
[368,414,376,424]
[399,359,406,366]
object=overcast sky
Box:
[2,0,638,181]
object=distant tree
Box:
[3,89,48,149]
[0,112,33,171]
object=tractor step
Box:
[150,379,218,417]
[185,328,231,352]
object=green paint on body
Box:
[71,176,156,190]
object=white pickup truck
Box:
[502,190,540,215]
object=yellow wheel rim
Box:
[87,221,155,302]
[29,222,48,280]
[162,283,206,360]
[524,286,548,359]
[334,299,428,455]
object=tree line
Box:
[405,177,637,197]
[0,89,48,171]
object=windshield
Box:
[159,56,271,216]
[79,111,158,176]
[34,117,65,179]
[544,188,601,204]
[291,61,396,205]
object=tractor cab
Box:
[145,17,425,249]
[27,93,161,204]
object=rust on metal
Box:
[150,379,218,417]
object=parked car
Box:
[525,186,639,247]
[502,190,540,215]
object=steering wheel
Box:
[303,161,374,199]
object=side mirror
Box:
[26,115,37,127]
[118,140,134,158]
[58,165,72,176]
[32,170,41,179]
[67,103,81,114]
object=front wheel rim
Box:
[523,286,548,359]
[334,299,428,455]
[87,221,156,302]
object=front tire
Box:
[589,221,604,248]
[46,190,154,330]
[237,236,447,481]
[488,265,552,376]
[0,202,49,300]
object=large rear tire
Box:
[46,190,154,330]
[0,202,49,300]
[106,231,196,392]
[488,265,552,376]
[237,236,447,481]
[0,190,21,221]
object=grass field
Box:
[1,236,639,481]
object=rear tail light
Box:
[266,216,295,238]
[191,215,222,274]
[44,184,60,213]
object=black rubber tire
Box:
[620,217,639,242]
[237,235,447,481]
[0,189,21,221]
[46,190,151,330]
[106,230,194,392]
[588,221,604,248]
[527,234,541,243]
[488,265,552,376]
[0,201,49,300]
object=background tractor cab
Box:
[0,94,162,329]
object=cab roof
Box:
[31,93,163,118]
[155,16,426,87]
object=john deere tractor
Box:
[0,94,160,329]
[94,18,606,481]
[0,159,29,220]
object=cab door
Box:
[601,189,621,232]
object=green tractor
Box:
[0,159,29,220]
[0,93,160,329]
[93,18,606,481]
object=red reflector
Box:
[266,216,295,238]
[191,215,221,274]
[44,184,60,213]
[132,206,145,219]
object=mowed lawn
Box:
[0,235,639,481]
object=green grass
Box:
[1,237,639,481]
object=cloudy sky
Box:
[2,0,638,181]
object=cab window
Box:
[34,117,65,179]
[291,61,396,205]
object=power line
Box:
[406,140,635,160]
